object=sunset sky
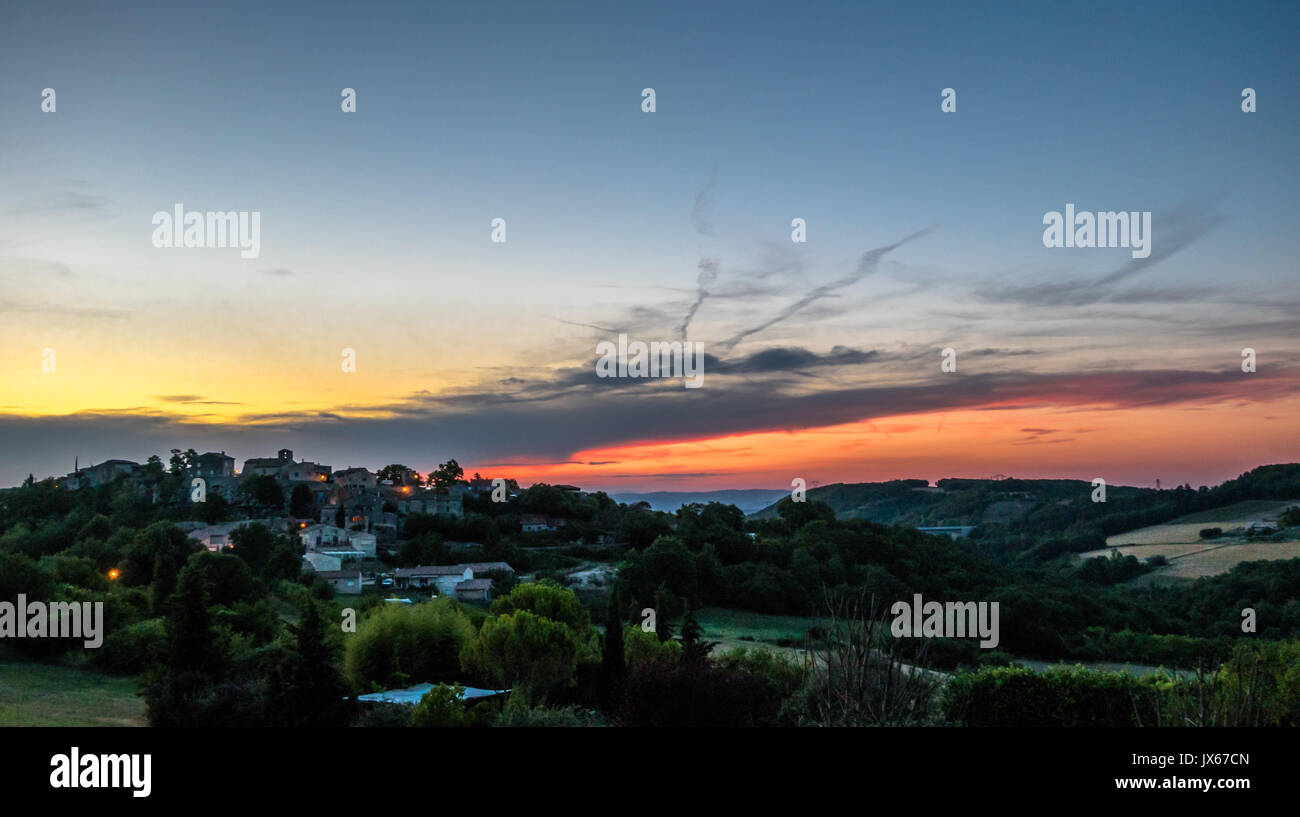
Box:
[1,0,1297,491]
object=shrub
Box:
[344,599,476,691]
[351,702,413,727]
[489,581,589,632]
[461,610,585,700]
[943,665,1164,726]
[411,683,479,727]
[93,617,167,675]
[493,694,605,727]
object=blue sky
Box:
[0,0,1297,489]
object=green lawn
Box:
[0,660,146,727]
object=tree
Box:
[241,474,284,510]
[411,683,477,727]
[264,539,302,583]
[121,522,201,587]
[182,551,260,607]
[192,492,230,524]
[289,484,316,518]
[429,459,465,490]
[228,522,275,576]
[461,611,583,701]
[602,587,626,699]
[344,599,476,691]
[489,581,590,632]
[376,464,413,484]
[267,599,351,727]
[776,497,836,529]
[164,567,220,676]
[151,548,178,615]
[168,448,199,475]
[678,601,715,663]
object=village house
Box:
[315,569,363,595]
[191,452,239,499]
[300,523,347,549]
[281,459,331,484]
[241,449,296,478]
[392,561,515,598]
[299,524,377,560]
[520,513,566,533]
[396,491,464,518]
[187,519,285,552]
[455,579,493,601]
[63,459,138,491]
[334,467,377,490]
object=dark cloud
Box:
[5,363,1295,486]
[152,395,241,405]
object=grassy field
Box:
[0,659,145,727]
[1079,542,1216,561]
[1156,541,1300,579]
[1104,499,1300,547]
[695,607,824,657]
[1090,499,1300,582]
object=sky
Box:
[0,0,1297,491]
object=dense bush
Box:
[614,652,803,726]
[93,617,166,675]
[943,665,1164,726]
[461,610,588,700]
[344,599,476,691]
[411,683,479,727]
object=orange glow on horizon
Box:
[487,399,1300,491]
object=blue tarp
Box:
[355,683,510,705]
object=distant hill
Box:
[747,477,1122,526]
[612,489,789,514]
[748,465,1300,560]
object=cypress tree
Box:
[271,599,351,727]
[679,600,713,663]
[166,567,219,676]
[602,587,626,691]
[151,548,178,615]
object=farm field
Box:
[1088,499,1300,582]
[1078,543,1214,561]
[1157,541,1300,579]
[1104,499,1299,547]
[0,658,145,726]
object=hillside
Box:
[749,477,1143,526]
[750,465,1300,561]
[611,489,788,514]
